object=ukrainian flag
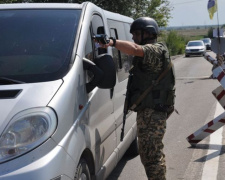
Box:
[208,0,217,19]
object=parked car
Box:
[201,38,211,50]
[185,40,206,57]
[0,2,138,180]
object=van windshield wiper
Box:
[0,77,25,85]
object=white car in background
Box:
[185,40,206,57]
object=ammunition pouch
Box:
[129,89,175,112]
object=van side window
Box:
[124,23,133,42]
[91,15,107,59]
[110,29,122,69]
[108,20,133,82]
[84,15,108,90]
[85,15,107,61]
[85,28,94,61]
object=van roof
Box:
[103,9,133,23]
[0,3,84,10]
[0,3,134,23]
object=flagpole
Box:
[215,0,223,65]
[216,0,220,39]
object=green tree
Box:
[73,0,135,17]
[0,0,22,2]
[207,27,213,38]
[1,0,173,27]
[133,0,173,27]
[75,0,173,27]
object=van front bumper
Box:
[0,139,75,180]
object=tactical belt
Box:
[130,61,173,111]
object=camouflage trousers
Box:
[137,108,167,180]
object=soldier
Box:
[99,17,176,180]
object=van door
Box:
[108,20,136,146]
[84,14,116,172]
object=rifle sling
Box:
[130,61,173,111]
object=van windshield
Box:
[0,9,81,83]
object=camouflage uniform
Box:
[132,43,174,180]
[137,108,167,180]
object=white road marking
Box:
[201,102,224,180]
[176,76,210,80]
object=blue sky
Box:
[168,0,225,27]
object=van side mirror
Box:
[83,54,116,93]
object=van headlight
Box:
[0,107,57,163]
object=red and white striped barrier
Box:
[186,53,225,146]
[212,85,225,109]
[186,112,225,145]
[213,66,225,89]
[204,53,218,65]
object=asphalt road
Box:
[107,51,225,180]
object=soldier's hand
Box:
[92,34,112,48]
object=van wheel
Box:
[74,158,91,180]
[126,136,139,157]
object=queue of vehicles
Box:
[185,37,212,57]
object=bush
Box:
[159,28,212,56]
[161,30,186,56]
[207,27,213,38]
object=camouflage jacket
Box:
[128,42,176,112]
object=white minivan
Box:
[0,2,138,180]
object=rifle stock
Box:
[120,74,133,141]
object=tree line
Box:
[0,0,173,27]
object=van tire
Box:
[74,158,91,180]
[126,136,139,157]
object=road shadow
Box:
[106,151,139,180]
[188,143,225,162]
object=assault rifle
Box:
[120,73,133,141]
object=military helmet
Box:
[130,17,159,35]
